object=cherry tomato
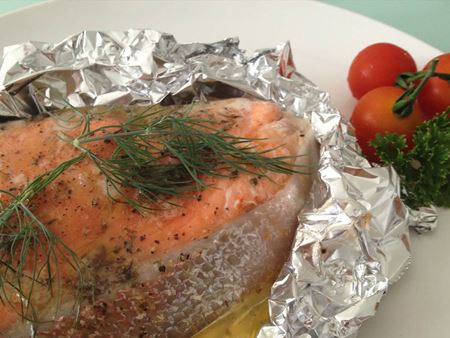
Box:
[417,53,450,119]
[351,86,424,162]
[348,43,417,99]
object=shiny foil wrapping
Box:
[0,30,428,337]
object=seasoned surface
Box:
[0,99,316,337]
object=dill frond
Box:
[73,105,308,210]
[0,155,86,322]
[0,101,309,325]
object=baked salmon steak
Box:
[0,98,317,337]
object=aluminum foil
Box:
[0,29,419,337]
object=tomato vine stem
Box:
[393,58,440,118]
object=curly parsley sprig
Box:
[371,109,450,209]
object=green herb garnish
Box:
[0,102,307,321]
[73,106,305,209]
[371,109,450,208]
[0,155,86,322]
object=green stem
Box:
[435,72,450,81]
[393,58,439,118]
[74,130,146,146]
[0,154,85,225]
[0,153,86,321]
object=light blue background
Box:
[0,0,449,52]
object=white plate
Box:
[1,1,449,337]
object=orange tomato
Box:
[418,53,450,119]
[348,43,417,99]
[351,86,424,162]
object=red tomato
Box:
[351,86,424,162]
[348,43,417,99]
[417,53,450,119]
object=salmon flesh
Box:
[0,98,317,337]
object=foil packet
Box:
[0,29,431,337]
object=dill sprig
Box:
[0,155,86,322]
[73,105,306,209]
[0,101,308,326]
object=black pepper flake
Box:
[250,177,258,186]
[158,265,166,273]
[139,301,148,310]
[197,194,202,202]
[230,170,239,178]
[104,139,112,144]
[124,240,134,253]
[119,262,135,282]
[154,240,160,244]
[91,198,99,207]
[181,213,186,217]
[93,301,108,315]
[173,233,179,240]
[140,235,146,241]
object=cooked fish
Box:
[0,98,317,337]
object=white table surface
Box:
[0,1,448,337]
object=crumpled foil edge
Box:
[0,29,432,338]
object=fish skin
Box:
[0,99,317,337]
